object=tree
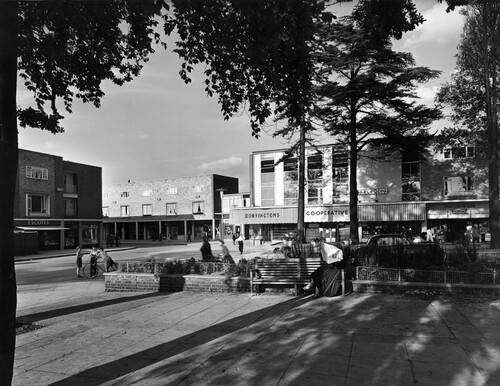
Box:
[0,1,164,382]
[312,9,442,243]
[437,0,500,249]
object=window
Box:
[307,153,323,184]
[284,156,299,205]
[26,194,49,216]
[120,205,130,216]
[443,146,475,159]
[193,185,205,193]
[26,166,48,180]
[64,173,77,194]
[102,207,109,217]
[142,189,152,197]
[64,198,77,217]
[260,155,275,206]
[192,201,205,214]
[166,203,177,215]
[166,187,178,195]
[142,204,152,216]
[444,176,474,196]
[332,151,348,201]
[121,192,129,198]
[402,161,421,201]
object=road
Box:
[15,243,207,286]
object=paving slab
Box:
[13,278,500,386]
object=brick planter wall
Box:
[104,272,250,293]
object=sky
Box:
[17,1,465,193]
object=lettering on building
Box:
[27,219,50,226]
[358,188,388,195]
[244,213,280,219]
[306,210,348,216]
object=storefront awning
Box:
[16,226,69,231]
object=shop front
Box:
[427,200,490,243]
[230,205,351,243]
[15,219,68,250]
[358,202,426,242]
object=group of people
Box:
[75,245,118,278]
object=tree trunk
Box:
[297,124,306,244]
[349,124,359,244]
[0,3,19,384]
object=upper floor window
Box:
[444,176,474,196]
[102,207,109,217]
[193,185,205,193]
[166,187,178,195]
[142,204,153,216]
[443,146,475,159]
[64,198,77,217]
[64,173,78,194]
[307,153,323,184]
[166,203,177,215]
[142,189,152,197]
[121,192,129,198]
[120,205,130,217]
[26,194,49,216]
[192,201,205,214]
[26,166,48,180]
[261,159,275,173]
[402,161,421,201]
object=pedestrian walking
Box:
[200,238,213,261]
[237,234,244,255]
[232,232,236,245]
[75,245,84,278]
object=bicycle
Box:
[83,261,106,279]
[82,259,118,279]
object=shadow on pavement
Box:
[47,295,317,385]
[16,292,166,324]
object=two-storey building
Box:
[229,143,491,244]
[14,149,103,250]
[102,174,238,242]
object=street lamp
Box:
[216,188,227,241]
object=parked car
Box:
[352,234,444,269]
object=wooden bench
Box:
[250,258,329,295]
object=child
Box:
[75,246,84,278]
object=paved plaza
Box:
[14,274,500,385]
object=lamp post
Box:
[216,188,227,241]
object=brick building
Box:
[102,174,238,242]
[14,149,102,250]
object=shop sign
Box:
[27,219,51,226]
[428,201,488,219]
[358,188,388,195]
[305,206,349,222]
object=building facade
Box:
[221,192,251,239]
[102,174,238,242]
[14,149,103,250]
[230,143,491,244]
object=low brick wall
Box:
[104,272,250,293]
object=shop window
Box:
[444,176,474,196]
[120,205,130,217]
[26,194,49,216]
[142,204,153,216]
[26,166,48,180]
[443,146,475,159]
[192,201,205,214]
[166,202,177,215]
